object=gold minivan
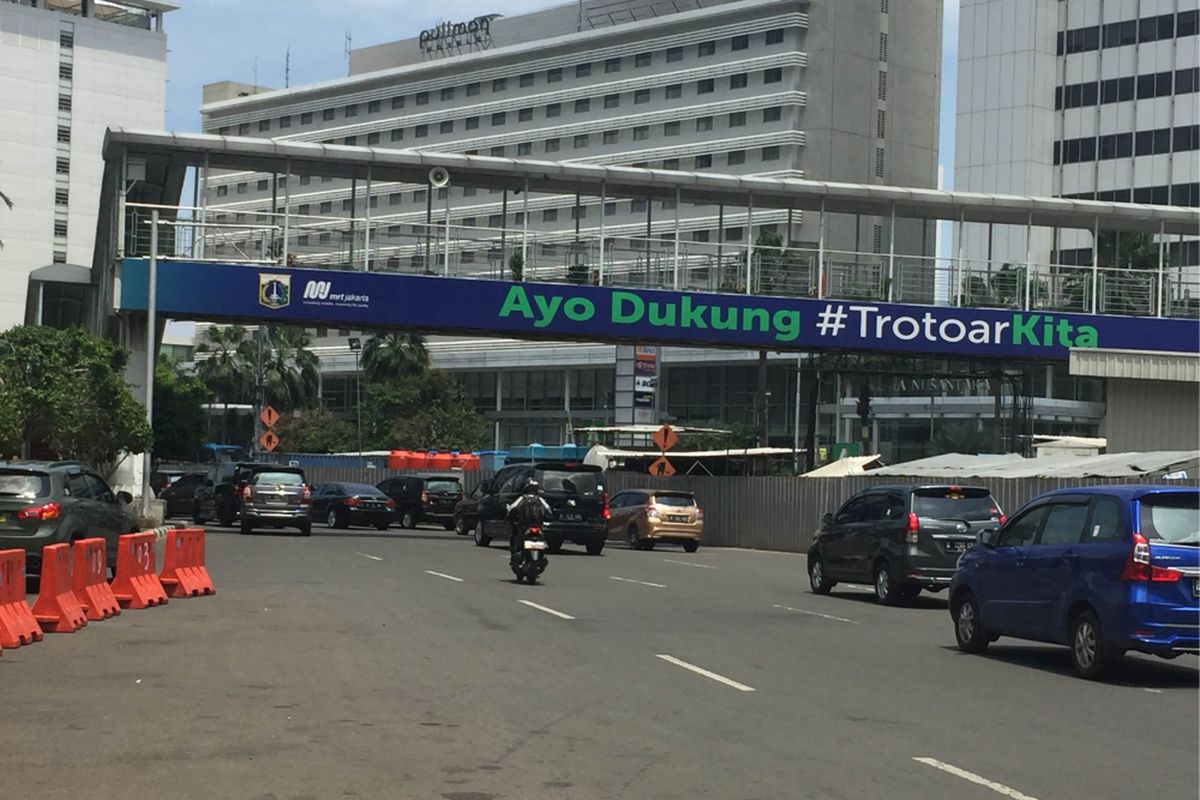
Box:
[608,489,704,552]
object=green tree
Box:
[152,356,210,461]
[274,407,355,453]
[930,420,994,456]
[362,371,489,452]
[261,326,320,411]
[508,250,525,282]
[0,325,152,468]
[362,331,429,384]
[195,324,254,442]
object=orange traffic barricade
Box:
[72,538,120,621]
[0,549,43,649]
[110,532,168,609]
[31,543,87,633]
[159,528,215,598]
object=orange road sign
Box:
[260,406,280,429]
[259,431,280,453]
[648,456,676,477]
[652,424,679,452]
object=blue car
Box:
[950,486,1199,679]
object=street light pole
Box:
[348,337,363,461]
[141,209,159,519]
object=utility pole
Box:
[856,380,872,458]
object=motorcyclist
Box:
[507,478,551,561]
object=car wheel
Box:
[682,541,700,553]
[473,521,491,547]
[808,555,834,595]
[873,562,902,606]
[401,511,417,529]
[298,521,312,537]
[586,541,605,556]
[454,516,467,536]
[627,525,642,550]
[1070,609,1119,680]
[952,591,988,654]
[326,509,339,528]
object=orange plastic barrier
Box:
[72,538,120,621]
[31,543,88,633]
[429,452,453,470]
[110,532,168,609]
[0,549,43,648]
[159,528,215,598]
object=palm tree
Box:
[261,326,320,410]
[362,332,429,384]
[195,325,254,442]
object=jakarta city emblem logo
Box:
[258,273,291,310]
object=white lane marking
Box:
[518,600,575,620]
[424,570,463,583]
[655,654,756,692]
[913,757,1039,800]
[353,551,383,562]
[1142,688,1163,694]
[773,604,857,624]
[662,558,718,569]
[610,576,666,588]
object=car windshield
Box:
[537,469,601,495]
[426,480,461,493]
[0,471,50,499]
[252,472,305,486]
[345,483,386,497]
[913,488,1000,521]
[654,493,695,507]
[1140,493,1200,545]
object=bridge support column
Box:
[887,202,896,302]
[1024,211,1033,309]
[140,209,159,519]
[745,192,754,295]
[365,166,373,272]
[282,158,291,267]
[1090,216,1099,313]
[521,178,529,278]
[672,187,681,290]
[817,198,825,299]
[954,210,964,306]
[1156,220,1165,317]
[598,180,606,285]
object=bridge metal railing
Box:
[124,203,1200,321]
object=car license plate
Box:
[667,515,688,523]
[559,512,582,521]
[1193,579,1200,598]
[524,540,548,550]
[944,541,967,553]
[0,513,6,524]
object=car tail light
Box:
[346,496,361,507]
[905,512,920,543]
[17,502,61,521]
[603,491,611,521]
[647,505,659,518]
[1120,532,1183,582]
[386,498,396,509]
[696,507,704,520]
[999,514,1007,525]
[421,490,430,505]
[529,526,541,534]
[301,485,311,505]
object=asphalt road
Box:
[1,523,1196,800]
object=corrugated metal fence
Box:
[300,467,1197,553]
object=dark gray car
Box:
[240,468,312,536]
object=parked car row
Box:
[809,483,1199,679]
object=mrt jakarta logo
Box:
[258,274,291,310]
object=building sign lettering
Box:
[419,14,499,55]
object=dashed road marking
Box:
[518,600,575,620]
[662,559,718,569]
[425,570,463,583]
[353,551,383,562]
[610,576,666,588]
[913,757,1039,800]
[773,604,857,624]
[655,654,756,692]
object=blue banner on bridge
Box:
[121,259,1200,361]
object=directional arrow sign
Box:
[260,405,280,429]
[652,424,679,452]
[648,456,676,477]
[259,431,280,453]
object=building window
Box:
[873,224,883,253]
[54,220,68,237]
[59,30,73,48]
[881,0,888,12]
[605,201,617,216]
[492,112,507,126]
[391,129,404,141]
[732,34,749,51]
[876,109,886,138]
[517,142,532,156]
[603,130,618,145]
[635,52,652,67]
[488,213,504,228]
[575,98,590,113]
[633,126,649,140]
[216,184,228,197]
[547,68,562,83]
[730,73,748,90]
[694,154,712,169]
[728,150,746,166]
[58,95,71,112]
[725,227,743,242]
[57,125,71,143]
[696,116,713,132]
[413,190,427,203]
[493,78,507,91]
[693,230,710,243]
[764,67,783,84]
[59,63,73,80]
[576,63,591,78]
[1179,10,1198,37]
[440,120,454,133]
[466,116,480,130]
[605,57,621,73]
[299,175,311,185]
[631,199,647,213]
[345,104,358,117]
[367,132,380,144]
[571,205,587,220]
[322,108,335,121]
[279,115,292,128]
[546,103,561,117]
[518,73,534,88]
[391,96,404,109]
[342,199,353,211]
[543,209,558,222]
[300,112,313,124]
[467,82,480,96]
[415,125,428,138]
[698,78,714,94]
[258,119,270,131]
[1179,67,1200,94]
[490,146,505,157]
[874,147,885,176]
[416,92,429,105]
[368,99,382,112]
[56,158,69,175]
[765,28,784,45]
[729,111,747,127]
[440,87,454,101]
[665,84,682,99]
[763,106,782,123]
[604,94,620,109]
[698,41,716,57]
[463,186,477,197]
[879,33,888,62]
[574,134,590,148]
[634,89,650,104]
[389,192,403,206]
[238,123,250,135]
[664,121,681,136]
[518,107,533,122]
[53,250,67,264]
[878,70,887,101]
[762,146,780,161]
[545,137,560,152]
[666,46,683,62]
[55,188,69,206]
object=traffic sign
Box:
[259,431,280,453]
[648,456,676,477]
[260,405,280,429]
[652,424,679,452]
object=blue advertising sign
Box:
[121,259,1200,361]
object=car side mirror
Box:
[821,512,834,526]
[117,490,133,505]
[978,528,1000,548]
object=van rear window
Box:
[654,494,695,507]
[913,488,1001,522]
[426,480,461,494]
[1141,493,1199,545]
[537,469,601,495]
[252,472,305,486]
[0,471,50,499]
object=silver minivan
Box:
[240,469,312,536]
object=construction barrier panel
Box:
[72,538,120,621]
[159,528,215,598]
[110,532,168,609]
[31,543,87,633]
[0,549,43,649]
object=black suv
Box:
[377,474,463,530]
[473,462,608,555]
[808,485,1004,604]
[192,462,310,528]
[0,461,137,583]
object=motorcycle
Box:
[511,524,549,584]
